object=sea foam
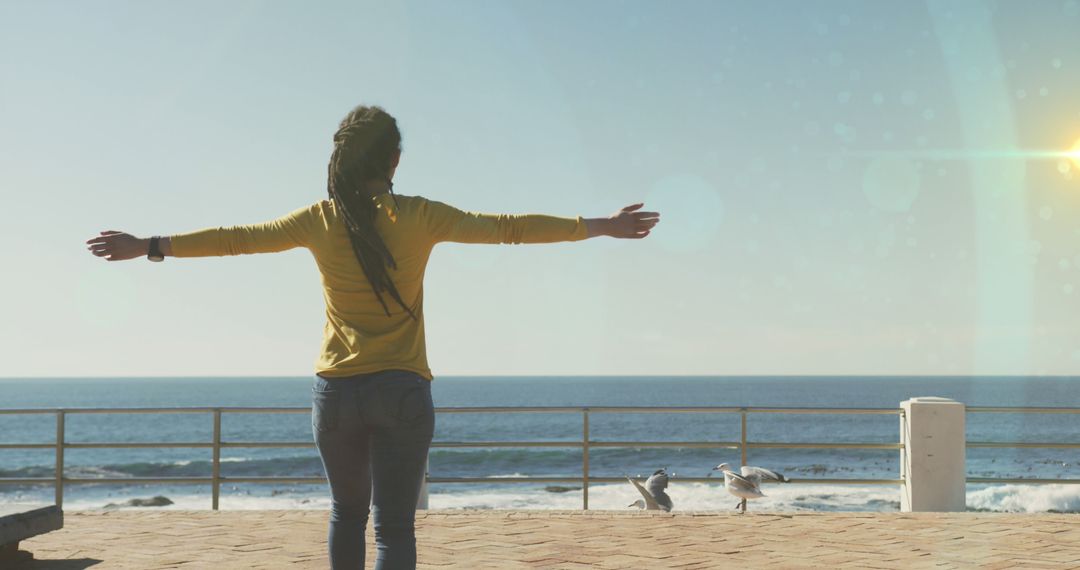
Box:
[966,484,1080,513]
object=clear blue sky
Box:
[2,0,1079,377]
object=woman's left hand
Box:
[85,231,147,262]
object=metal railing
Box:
[428,406,905,510]
[0,406,902,509]
[0,405,1075,509]
[964,406,1080,485]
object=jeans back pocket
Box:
[397,382,434,423]
[390,377,434,423]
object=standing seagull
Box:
[709,463,789,513]
[626,468,673,512]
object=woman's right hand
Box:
[592,203,660,239]
[85,231,148,261]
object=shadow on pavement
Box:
[19,558,103,569]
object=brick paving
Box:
[12,510,1080,569]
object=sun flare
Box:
[1071,137,1080,171]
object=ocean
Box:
[0,376,1077,513]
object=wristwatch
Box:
[147,236,165,262]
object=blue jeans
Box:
[312,370,435,570]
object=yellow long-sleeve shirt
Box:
[168,194,589,380]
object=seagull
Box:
[709,462,789,513]
[626,468,673,512]
[722,463,791,486]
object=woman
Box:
[84,105,660,569]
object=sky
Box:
[1,0,1079,378]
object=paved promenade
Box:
[14,510,1080,569]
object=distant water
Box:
[0,376,1077,513]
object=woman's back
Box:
[168,193,588,380]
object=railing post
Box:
[582,408,590,510]
[55,410,64,507]
[739,408,748,467]
[212,409,221,510]
[900,397,966,512]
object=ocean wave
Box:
[0,456,324,480]
[59,493,332,511]
[967,484,1080,513]
[1,450,1069,484]
[429,447,900,479]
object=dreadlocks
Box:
[327,105,416,319]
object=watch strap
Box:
[148,236,164,261]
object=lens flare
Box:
[1071,137,1080,171]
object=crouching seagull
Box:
[709,463,790,513]
[626,468,673,512]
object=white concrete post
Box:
[900,397,966,512]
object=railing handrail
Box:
[0,441,906,449]
[2,405,1078,510]
[0,405,903,414]
[966,406,1080,413]
[2,404,1074,414]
